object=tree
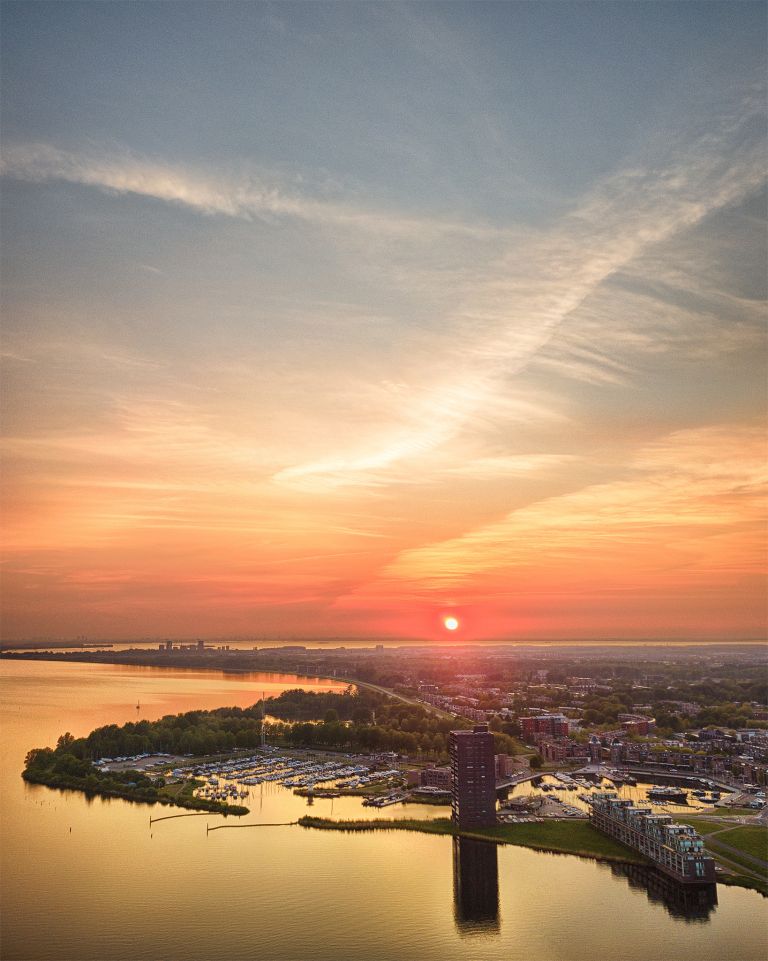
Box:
[56,732,75,751]
[25,748,54,771]
[529,754,544,770]
[502,721,521,739]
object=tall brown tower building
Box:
[449,724,497,828]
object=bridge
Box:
[495,772,541,792]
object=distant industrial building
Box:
[449,724,497,828]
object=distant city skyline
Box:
[2,2,766,641]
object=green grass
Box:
[152,777,249,816]
[467,821,647,863]
[669,820,767,889]
[706,843,765,877]
[158,779,196,800]
[298,815,647,864]
[711,826,768,862]
[404,793,451,806]
[675,818,735,835]
[709,847,768,894]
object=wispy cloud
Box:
[273,91,766,489]
[441,454,578,479]
[3,7,765,641]
[339,424,767,600]
[3,94,764,506]
[0,142,502,240]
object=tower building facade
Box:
[449,724,497,828]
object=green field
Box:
[404,793,450,806]
[159,779,203,801]
[676,818,736,835]
[468,821,647,862]
[712,826,768,862]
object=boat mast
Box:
[261,690,266,749]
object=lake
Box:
[1,660,765,961]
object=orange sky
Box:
[2,5,766,641]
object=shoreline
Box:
[0,650,460,721]
[14,654,766,898]
[297,815,768,895]
[21,769,249,817]
[297,814,650,865]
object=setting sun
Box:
[443,616,460,631]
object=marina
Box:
[187,754,405,805]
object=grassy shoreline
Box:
[297,814,649,864]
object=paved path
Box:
[704,826,767,873]
[692,823,768,883]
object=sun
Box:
[443,615,460,632]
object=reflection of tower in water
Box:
[452,837,500,935]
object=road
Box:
[496,772,541,789]
[336,678,458,721]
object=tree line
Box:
[25,689,521,765]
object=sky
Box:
[1,2,766,642]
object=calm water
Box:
[510,774,731,817]
[1,660,766,961]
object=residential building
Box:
[420,765,453,790]
[449,724,497,828]
[618,713,655,736]
[589,792,716,884]
[521,714,569,740]
[494,754,529,778]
